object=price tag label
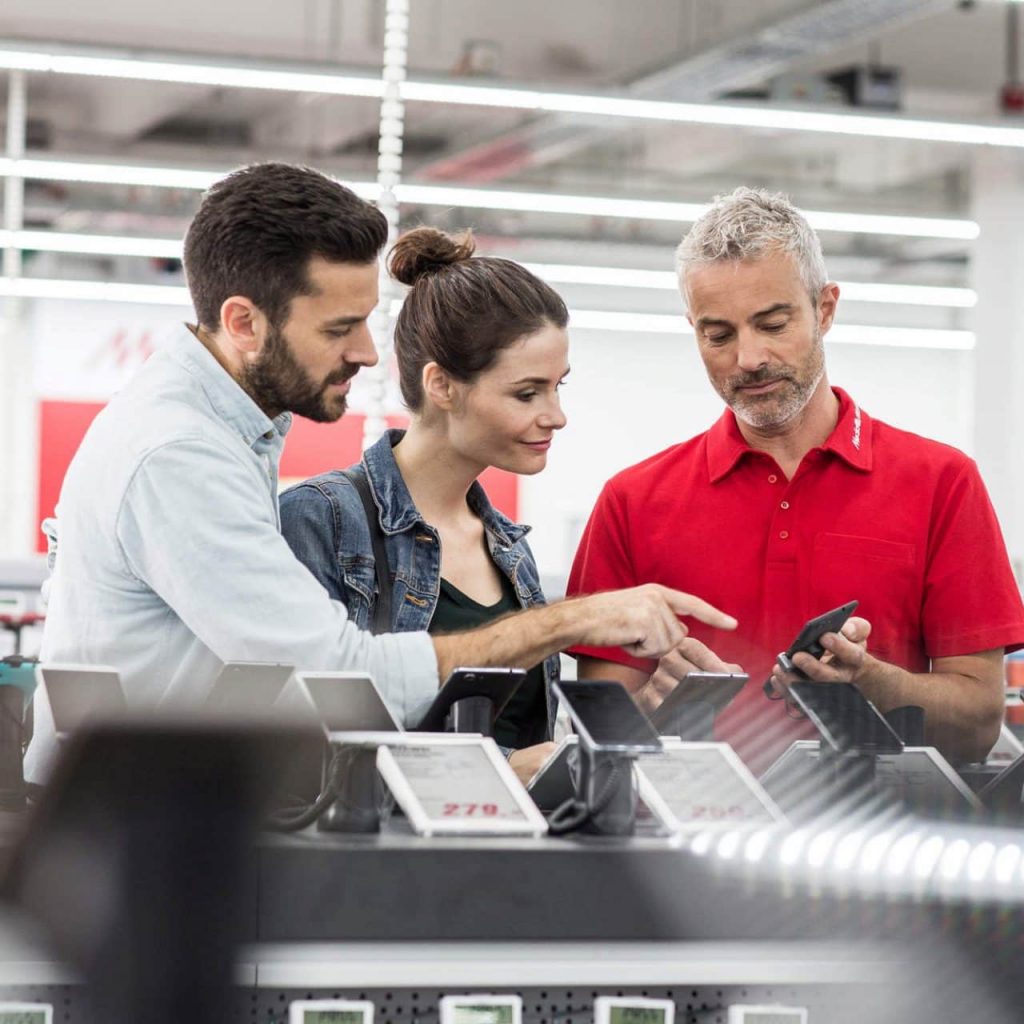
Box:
[0,1005,53,1024]
[377,737,547,836]
[440,994,522,1024]
[595,996,675,1024]
[289,1000,374,1024]
[636,741,784,832]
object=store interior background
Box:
[2,0,1023,653]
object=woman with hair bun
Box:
[280,226,570,781]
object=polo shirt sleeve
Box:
[923,458,1024,659]
[564,480,655,674]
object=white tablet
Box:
[439,994,522,1024]
[595,996,675,1024]
[0,1003,54,1024]
[297,671,402,733]
[636,741,784,831]
[36,663,126,737]
[376,736,547,836]
[288,999,374,1024]
[206,661,295,716]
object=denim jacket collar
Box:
[363,428,531,546]
[169,326,292,449]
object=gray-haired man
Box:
[566,186,1024,772]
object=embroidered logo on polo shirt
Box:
[852,404,862,451]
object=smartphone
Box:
[553,679,662,755]
[413,667,526,733]
[648,671,748,737]
[763,600,859,697]
[788,680,903,754]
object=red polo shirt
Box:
[566,388,1024,773]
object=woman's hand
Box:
[508,741,558,785]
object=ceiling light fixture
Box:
[1,39,1024,149]
[0,158,978,241]
[0,277,974,349]
[521,263,977,307]
[0,234,973,308]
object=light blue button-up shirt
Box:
[25,326,439,780]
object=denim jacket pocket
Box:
[338,557,376,631]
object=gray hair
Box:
[675,187,828,304]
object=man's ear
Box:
[219,296,266,356]
[817,282,840,335]
[422,362,456,411]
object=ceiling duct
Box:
[418,0,954,183]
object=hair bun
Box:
[388,227,476,286]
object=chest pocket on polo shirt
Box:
[811,533,919,663]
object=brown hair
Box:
[184,162,387,331]
[388,227,568,411]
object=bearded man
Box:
[566,186,1024,773]
[27,162,733,781]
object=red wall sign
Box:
[36,401,519,552]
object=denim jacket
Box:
[280,429,559,737]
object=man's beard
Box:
[242,322,356,423]
[719,328,825,431]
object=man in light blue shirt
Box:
[27,162,735,781]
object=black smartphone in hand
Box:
[763,600,859,697]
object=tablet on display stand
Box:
[376,735,547,837]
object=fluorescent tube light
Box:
[0,277,974,350]
[568,308,976,350]
[0,44,383,97]
[0,158,976,241]
[523,263,977,308]
[0,229,183,258]
[398,183,978,240]
[0,277,192,305]
[0,236,973,310]
[2,39,1024,149]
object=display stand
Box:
[760,741,982,821]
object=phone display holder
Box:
[570,742,639,836]
[449,694,495,735]
[317,735,391,834]
[413,668,525,736]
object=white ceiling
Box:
[0,0,1018,287]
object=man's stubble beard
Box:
[722,327,825,431]
[242,322,352,423]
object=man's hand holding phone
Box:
[766,614,872,699]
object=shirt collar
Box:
[363,428,531,543]
[706,385,873,484]
[167,325,291,449]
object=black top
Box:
[429,576,548,749]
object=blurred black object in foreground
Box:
[1,718,316,1024]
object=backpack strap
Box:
[342,468,393,636]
